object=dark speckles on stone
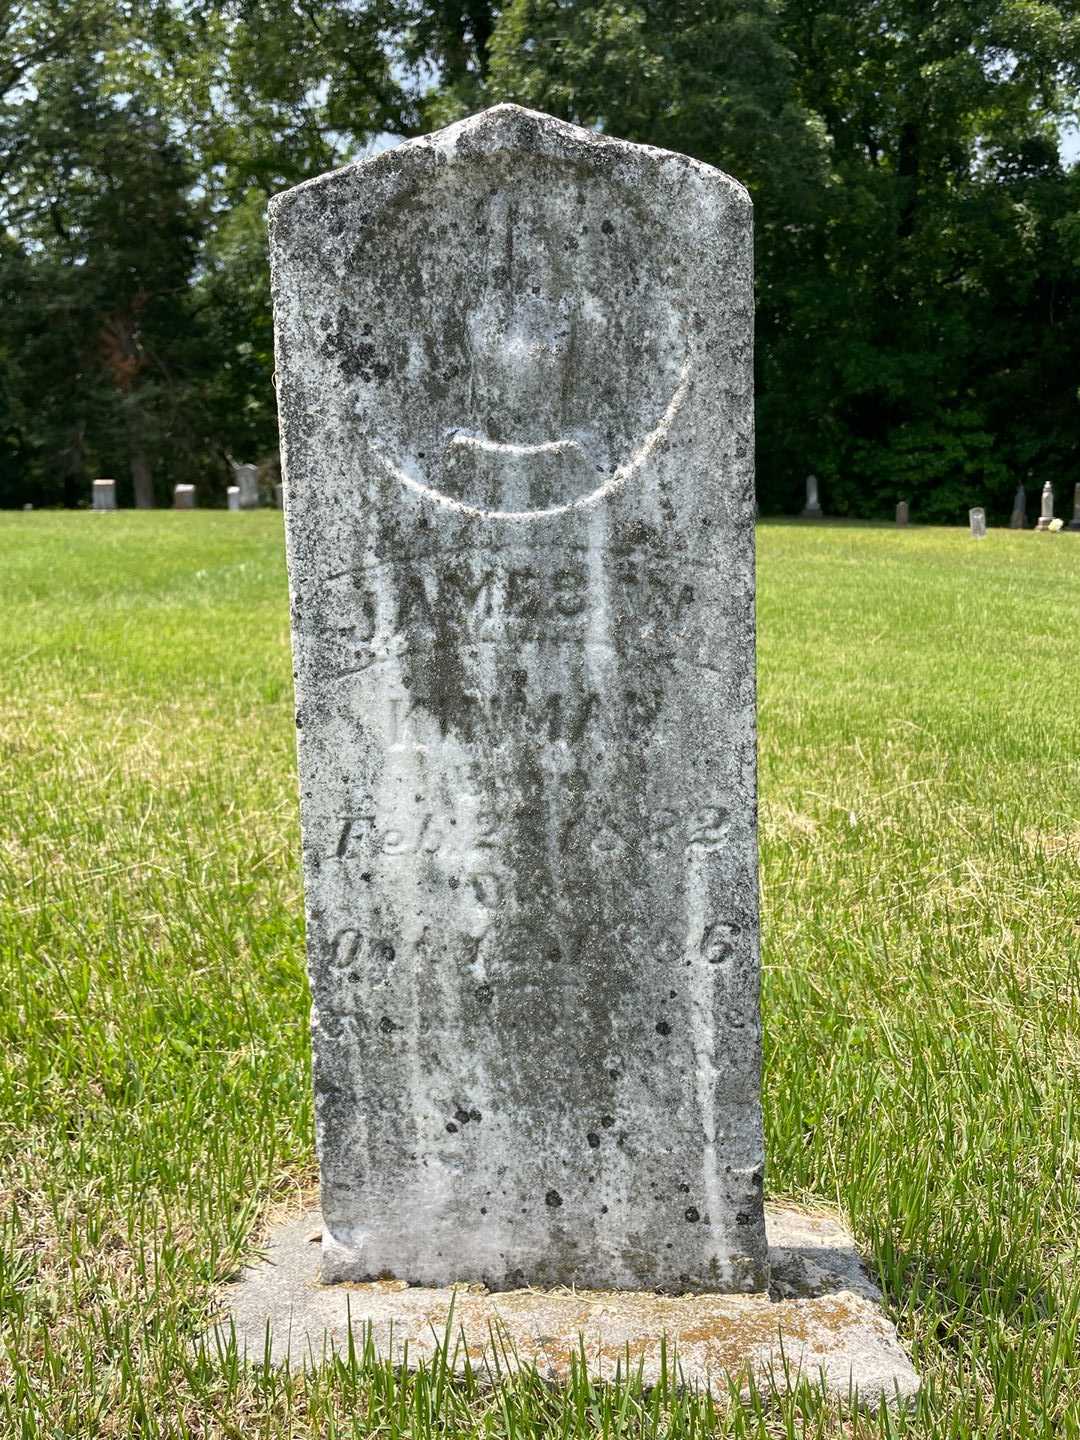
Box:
[737,1212,751,1225]
[655,1020,672,1036]
[273,101,766,1293]
[685,1207,700,1223]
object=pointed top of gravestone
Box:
[269,104,751,226]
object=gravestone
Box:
[1067,482,1080,532]
[92,478,117,511]
[895,501,908,526]
[969,507,987,539]
[174,484,196,509]
[1009,483,1026,530]
[1035,481,1054,531]
[272,482,284,510]
[269,103,767,1294]
[234,463,260,510]
[801,474,822,518]
[227,486,241,511]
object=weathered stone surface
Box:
[1010,483,1026,529]
[269,103,764,1294]
[801,475,822,518]
[895,501,908,527]
[1035,481,1054,531]
[174,483,196,509]
[234,462,260,509]
[213,1207,920,1411]
[92,478,117,511]
[969,507,987,539]
[1067,482,1080,532]
[227,485,241,511]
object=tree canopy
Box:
[2,0,1078,517]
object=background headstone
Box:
[896,500,908,526]
[234,462,260,509]
[969,507,987,539]
[801,474,822,518]
[270,103,767,1295]
[1035,481,1054,531]
[1067,482,1080,532]
[227,485,241,511]
[1009,483,1026,529]
[272,482,284,509]
[92,478,117,511]
[174,484,196,509]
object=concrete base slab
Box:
[210,1208,919,1411]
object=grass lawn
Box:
[1,512,1078,1437]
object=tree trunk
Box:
[131,447,154,508]
[128,402,154,507]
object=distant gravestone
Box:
[227,486,241,511]
[801,474,822,518]
[1067,482,1080,533]
[969,507,987,539]
[1009,483,1026,530]
[896,501,909,526]
[92,478,117,511]
[269,104,767,1294]
[272,482,284,510]
[234,463,260,510]
[174,484,196,510]
[1035,481,1054,531]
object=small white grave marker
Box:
[801,473,822,518]
[92,478,117,511]
[233,463,259,509]
[1035,481,1054,531]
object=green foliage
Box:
[1,0,1079,512]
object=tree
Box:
[1,0,1078,515]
